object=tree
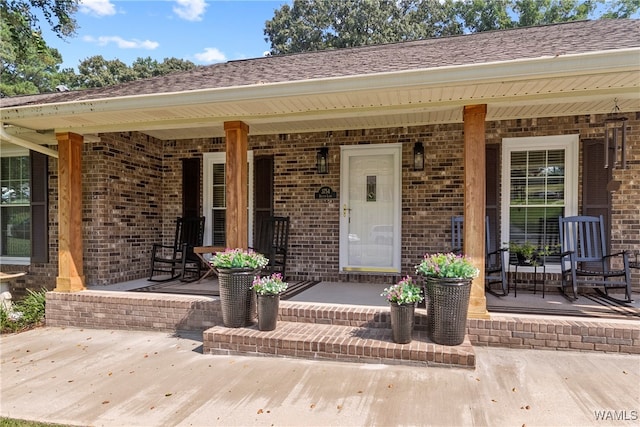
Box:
[265,0,639,54]
[0,18,68,96]
[0,0,79,61]
[72,55,196,89]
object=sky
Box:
[42,0,290,70]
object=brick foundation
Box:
[45,292,639,356]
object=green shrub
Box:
[0,288,46,334]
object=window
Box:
[1,154,30,261]
[501,135,578,270]
[203,152,254,247]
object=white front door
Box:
[339,144,402,273]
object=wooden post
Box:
[224,121,249,249]
[463,105,489,319]
[55,132,86,292]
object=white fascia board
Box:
[1,48,638,122]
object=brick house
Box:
[1,19,638,319]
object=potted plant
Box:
[507,241,539,266]
[211,248,269,328]
[252,273,288,331]
[381,276,424,344]
[416,253,479,346]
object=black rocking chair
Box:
[559,215,633,303]
[254,216,290,278]
[451,215,508,297]
[149,216,205,282]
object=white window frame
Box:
[501,135,578,273]
[0,145,30,265]
[203,151,254,247]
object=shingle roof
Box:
[2,19,638,108]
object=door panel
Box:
[340,144,401,273]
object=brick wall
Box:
[5,112,639,294]
[44,292,639,354]
[46,291,221,331]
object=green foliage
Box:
[416,252,479,279]
[210,248,269,270]
[265,0,639,54]
[0,418,71,427]
[0,288,46,334]
[0,0,78,62]
[252,273,289,295]
[381,276,424,304]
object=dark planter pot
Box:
[389,302,416,344]
[216,268,258,328]
[424,277,472,346]
[516,253,538,266]
[257,293,280,331]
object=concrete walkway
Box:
[1,327,639,426]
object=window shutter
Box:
[30,151,48,263]
[485,145,499,253]
[182,158,201,218]
[582,139,612,250]
[254,156,274,244]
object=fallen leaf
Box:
[257,409,264,414]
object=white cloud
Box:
[79,0,116,16]
[194,47,227,64]
[173,0,207,21]
[84,35,159,50]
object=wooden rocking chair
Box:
[149,216,205,282]
[559,215,633,303]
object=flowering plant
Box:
[415,252,479,279]
[210,248,268,270]
[252,273,288,295]
[381,276,424,305]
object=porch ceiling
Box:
[2,49,639,143]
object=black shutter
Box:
[485,145,499,252]
[30,151,48,263]
[582,139,612,251]
[182,158,201,218]
[254,156,274,243]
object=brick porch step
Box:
[202,320,476,369]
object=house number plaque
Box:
[315,186,337,199]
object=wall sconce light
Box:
[317,147,329,174]
[604,99,628,169]
[413,142,424,171]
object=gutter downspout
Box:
[0,124,59,158]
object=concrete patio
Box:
[1,326,638,426]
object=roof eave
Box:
[2,47,638,125]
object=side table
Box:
[508,261,546,298]
[193,246,224,283]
